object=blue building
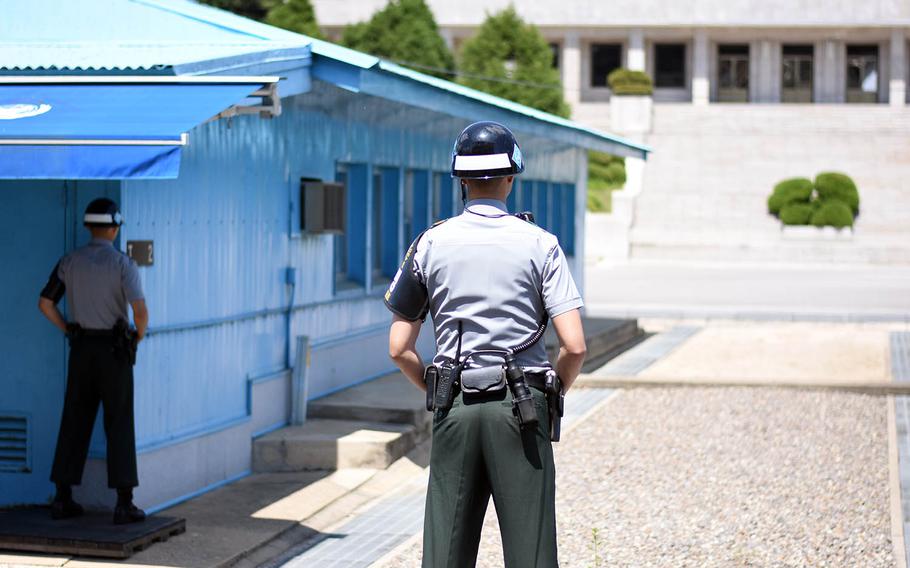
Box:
[0,0,649,510]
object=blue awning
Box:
[0,77,277,179]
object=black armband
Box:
[384,238,429,321]
[39,262,65,303]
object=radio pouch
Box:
[424,365,438,412]
[460,366,507,394]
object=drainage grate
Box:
[892,332,910,382]
[0,415,29,473]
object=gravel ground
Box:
[378,387,893,567]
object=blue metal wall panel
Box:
[552,183,564,245]
[565,183,577,256]
[346,163,368,286]
[411,170,429,240]
[380,167,400,279]
[521,179,535,213]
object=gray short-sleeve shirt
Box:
[409,198,583,370]
[55,238,144,330]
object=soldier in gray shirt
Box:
[386,122,587,567]
[38,198,148,524]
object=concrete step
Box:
[252,418,418,472]
[307,372,431,435]
[545,317,643,364]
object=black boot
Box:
[113,488,145,525]
[50,485,84,520]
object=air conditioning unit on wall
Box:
[301,179,346,234]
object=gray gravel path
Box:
[379,388,893,567]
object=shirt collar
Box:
[89,238,115,247]
[464,198,508,215]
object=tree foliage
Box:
[265,0,323,38]
[342,0,454,79]
[458,7,569,117]
[197,0,267,21]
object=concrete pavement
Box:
[585,260,910,322]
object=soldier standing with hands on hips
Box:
[38,198,148,524]
[386,121,587,567]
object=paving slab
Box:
[641,322,892,384]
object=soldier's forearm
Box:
[392,349,426,392]
[556,347,585,391]
[131,300,148,340]
[38,297,67,333]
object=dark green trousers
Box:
[423,387,558,567]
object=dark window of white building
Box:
[549,42,560,68]
[782,44,814,103]
[846,44,879,103]
[718,44,749,102]
[590,43,622,87]
[654,43,686,88]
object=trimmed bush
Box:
[810,200,854,228]
[815,172,859,214]
[607,69,653,96]
[779,203,814,225]
[767,177,813,215]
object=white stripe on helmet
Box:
[84,213,115,224]
[454,153,511,171]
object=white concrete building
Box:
[314,1,909,121]
[314,1,910,265]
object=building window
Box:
[334,163,367,291]
[549,42,560,69]
[782,44,813,103]
[846,45,879,103]
[654,43,686,88]
[717,44,749,102]
[433,172,454,221]
[334,165,348,287]
[590,43,622,87]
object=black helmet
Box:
[83,198,123,227]
[451,121,525,179]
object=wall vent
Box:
[301,180,346,234]
[0,415,29,473]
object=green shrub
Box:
[767,177,813,215]
[779,203,814,225]
[810,200,854,228]
[607,69,653,96]
[815,172,859,214]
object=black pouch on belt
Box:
[460,366,507,394]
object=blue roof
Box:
[0,0,650,156]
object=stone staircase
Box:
[627,104,910,263]
[252,317,642,473]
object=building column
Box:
[628,28,645,71]
[891,29,907,106]
[562,32,582,115]
[692,29,710,105]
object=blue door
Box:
[0,181,68,506]
[0,180,117,506]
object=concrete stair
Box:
[626,103,910,264]
[252,317,642,473]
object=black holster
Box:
[545,373,565,442]
[113,319,139,366]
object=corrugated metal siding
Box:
[120,79,582,450]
